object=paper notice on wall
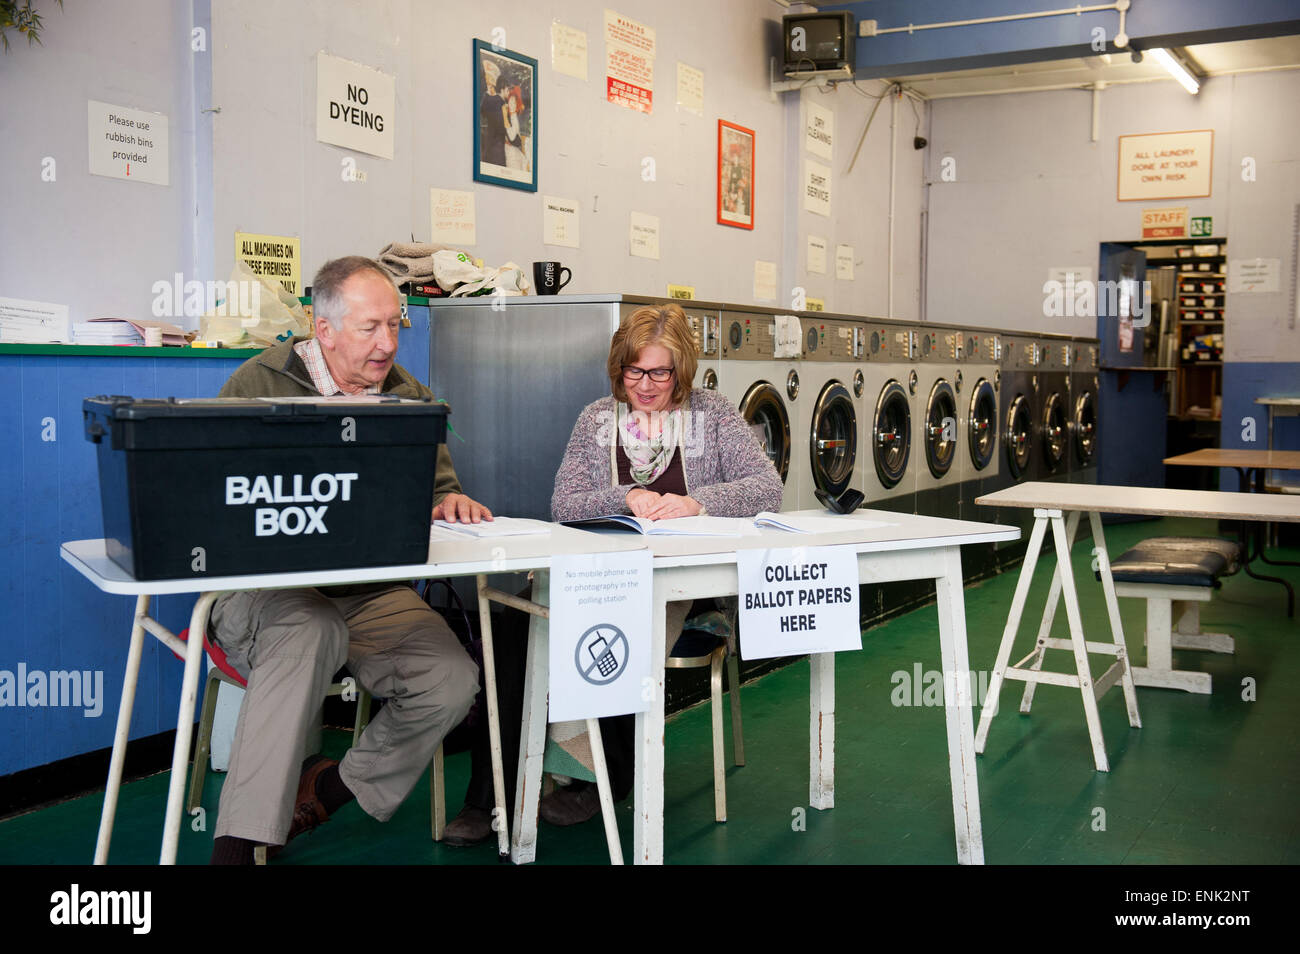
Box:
[835,245,855,280]
[316,52,395,160]
[87,100,169,186]
[1229,258,1280,293]
[1117,130,1212,202]
[736,546,861,659]
[548,550,653,721]
[605,9,655,113]
[1048,266,1092,286]
[235,232,302,296]
[805,100,833,160]
[676,62,703,116]
[807,235,828,274]
[754,261,778,302]
[551,22,588,80]
[804,160,831,216]
[0,296,71,343]
[630,211,660,259]
[544,195,580,248]
[430,188,477,246]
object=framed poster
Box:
[473,39,538,192]
[717,120,754,230]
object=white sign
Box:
[804,160,832,216]
[754,261,778,302]
[87,100,169,186]
[548,550,653,721]
[1228,258,1280,294]
[1117,129,1213,202]
[736,546,861,659]
[805,100,833,160]
[605,9,655,113]
[676,62,703,116]
[551,22,589,80]
[316,52,395,160]
[430,188,477,246]
[630,211,660,259]
[544,195,581,248]
[835,244,855,280]
[807,235,828,275]
[0,296,70,343]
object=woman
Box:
[503,86,529,172]
[444,304,782,843]
[540,303,783,825]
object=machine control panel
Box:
[728,314,775,360]
[688,311,721,357]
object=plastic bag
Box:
[199,259,311,347]
[433,250,532,297]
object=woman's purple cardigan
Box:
[551,388,785,521]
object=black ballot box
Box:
[83,396,449,580]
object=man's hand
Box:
[626,487,662,518]
[433,493,494,524]
[643,493,702,521]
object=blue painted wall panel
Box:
[1219,361,1300,492]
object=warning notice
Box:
[736,546,861,659]
[235,232,302,296]
[1117,130,1212,201]
[605,9,654,113]
[87,100,170,186]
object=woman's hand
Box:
[644,493,701,520]
[626,487,662,517]
[433,493,494,524]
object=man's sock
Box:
[210,835,258,865]
[315,762,355,816]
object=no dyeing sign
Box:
[736,546,861,659]
[316,52,395,160]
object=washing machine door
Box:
[873,379,911,489]
[810,381,857,496]
[967,378,997,471]
[738,381,792,482]
[1005,393,1032,478]
[1041,390,1067,472]
[924,379,957,478]
[1074,386,1097,465]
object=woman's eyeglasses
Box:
[622,366,675,382]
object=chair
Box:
[181,627,446,862]
[665,628,745,823]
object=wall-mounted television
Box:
[782,12,856,75]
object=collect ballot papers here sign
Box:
[737,546,861,659]
[548,550,652,721]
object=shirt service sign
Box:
[737,546,861,659]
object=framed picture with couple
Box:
[473,38,538,192]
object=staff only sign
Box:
[548,550,653,722]
[736,546,860,659]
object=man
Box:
[208,255,490,865]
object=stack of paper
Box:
[73,320,143,346]
[754,512,895,534]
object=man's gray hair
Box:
[311,256,396,329]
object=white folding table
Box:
[973,482,1300,772]
[60,526,645,865]
[508,510,1020,866]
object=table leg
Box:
[809,653,835,810]
[1089,512,1141,727]
[1049,514,1109,773]
[474,575,510,859]
[975,513,1050,754]
[1019,510,1080,714]
[633,577,668,865]
[510,571,550,865]
[586,717,624,865]
[160,591,218,865]
[1250,466,1300,571]
[94,594,151,864]
[934,546,984,865]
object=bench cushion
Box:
[1107,536,1243,587]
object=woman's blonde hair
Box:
[607,303,698,407]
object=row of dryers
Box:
[685,307,1099,545]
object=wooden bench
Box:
[1107,537,1242,694]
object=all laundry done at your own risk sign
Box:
[736,546,860,659]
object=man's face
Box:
[316,270,400,393]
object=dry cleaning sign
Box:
[316,52,395,160]
[736,546,861,659]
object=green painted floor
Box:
[3,517,1297,865]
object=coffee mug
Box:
[533,261,572,295]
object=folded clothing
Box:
[376,241,460,281]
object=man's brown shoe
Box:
[285,755,336,844]
[442,806,494,846]
[539,784,602,827]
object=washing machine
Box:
[685,306,723,393]
[861,319,918,514]
[1069,337,1100,484]
[796,315,864,511]
[913,325,964,520]
[987,333,1039,565]
[1037,334,1073,484]
[957,328,1002,519]
[717,309,800,511]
